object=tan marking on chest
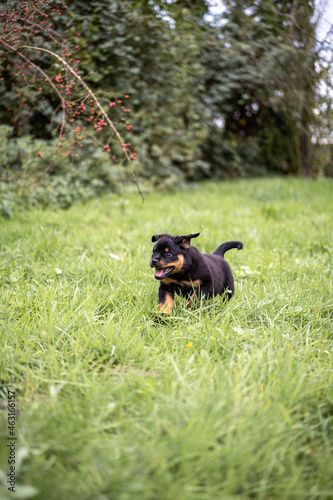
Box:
[181,279,201,288]
[161,278,201,287]
[161,277,178,285]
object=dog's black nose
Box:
[151,257,159,266]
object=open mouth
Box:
[154,266,175,280]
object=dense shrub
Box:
[0,126,131,215]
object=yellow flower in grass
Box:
[187,342,193,348]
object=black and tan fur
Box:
[150,233,243,314]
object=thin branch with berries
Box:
[0,0,143,200]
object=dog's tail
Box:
[213,241,243,258]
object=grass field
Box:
[0,177,332,500]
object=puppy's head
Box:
[150,233,200,280]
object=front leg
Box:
[159,285,174,315]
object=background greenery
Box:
[0,177,332,499]
[1,0,333,212]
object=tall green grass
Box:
[0,178,332,499]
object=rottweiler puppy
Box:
[150,233,243,314]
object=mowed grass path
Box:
[0,178,332,500]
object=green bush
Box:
[0,126,130,213]
[203,126,268,179]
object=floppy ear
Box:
[151,234,162,242]
[175,233,200,248]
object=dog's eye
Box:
[165,252,172,257]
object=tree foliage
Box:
[58,0,211,185]
[203,0,332,177]
[0,0,332,210]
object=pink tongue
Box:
[155,269,165,278]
